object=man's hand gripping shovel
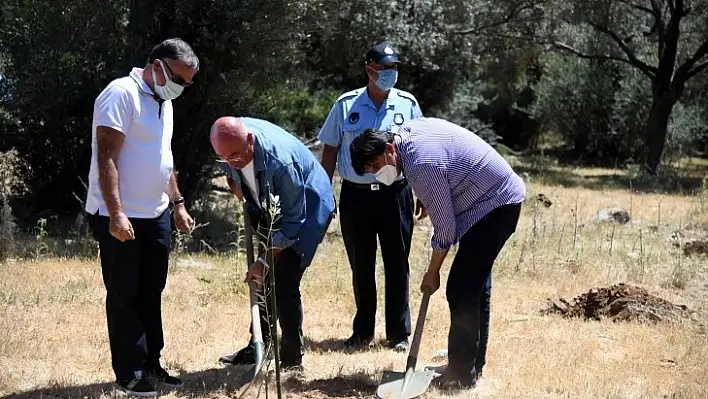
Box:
[376,287,436,399]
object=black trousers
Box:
[446,203,521,383]
[339,179,414,341]
[87,209,172,383]
[250,247,307,363]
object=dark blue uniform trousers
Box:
[446,203,521,384]
[339,179,414,342]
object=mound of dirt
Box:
[543,283,694,324]
[683,240,708,257]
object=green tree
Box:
[0,0,306,221]
[547,0,708,173]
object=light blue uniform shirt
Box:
[318,87,423,184]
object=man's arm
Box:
[317,102,343,184]
[320,145,338,183]
[410,163,457,293]
[167,169,194,232]
[260,163,307,264]
[96,126,125,217]
[166,171,182,202]
[269,164,307,246]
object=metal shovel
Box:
[377,290,436,399]
[234,204,268,398]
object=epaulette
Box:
[337,89,361,103]
[396,90,418,107]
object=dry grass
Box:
[1,165,707,399]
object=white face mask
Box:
[151,59,184,101]
[375,164,398,186]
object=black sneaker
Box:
[431,369,476,391]
[146,365,184,388]
[219,344,256,365]
[343,334,373,348]
[116,371,158,397]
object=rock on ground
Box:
[595,208,631,225]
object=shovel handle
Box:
[243,202,263,344]
[406,291,430,370]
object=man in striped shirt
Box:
[349,117,526,390]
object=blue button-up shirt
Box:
[395,117,527,251]
[318,87,423,184]
[221,117,336,267]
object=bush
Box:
[531,54,654,165]
[0,151,17,263]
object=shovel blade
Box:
[377,369,436,399]
[235,341,267,399]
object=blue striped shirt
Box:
[395,117,526,251]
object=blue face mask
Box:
[374,69,398,91]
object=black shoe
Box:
[431,369,476,391]
[343,334,373,348]
[146,365,184,388]
[387,338,409,352]
[116,371,158,397]
[219,344,256,365]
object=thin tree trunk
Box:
[643,95,676,174]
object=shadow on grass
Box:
[304,336,394,355]
[0,365,378,398]
[512,154,706,195]
[283,371,378,398]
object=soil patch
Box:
[543,283,695,324]
[683,240,708,257]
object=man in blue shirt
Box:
[210,116,335,372]
[318,42,424,351]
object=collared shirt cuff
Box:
[431,239,453,252]
[271,231,296,250]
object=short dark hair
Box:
[147,38,199,71]
[350,128,395,176]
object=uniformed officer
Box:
[318,41,424,352]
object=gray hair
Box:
[147,38,199,71]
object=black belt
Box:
[342,179,407,191]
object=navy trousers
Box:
[446,203,521,384]
[339,179,414,342]
[88,209,172,383]
[251,247,308,364]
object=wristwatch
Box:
[170,197,185,208]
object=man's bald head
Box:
[210,116,255,169]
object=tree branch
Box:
[587,21,658,78]
[551,41,647,69]
[618,0,655,15]
[674,40,708,83]
[454,0,546,35]
[687,60,708,79]
[649,0,665,57]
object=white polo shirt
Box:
[85,68,174,219]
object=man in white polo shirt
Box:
[85,38,198,397]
